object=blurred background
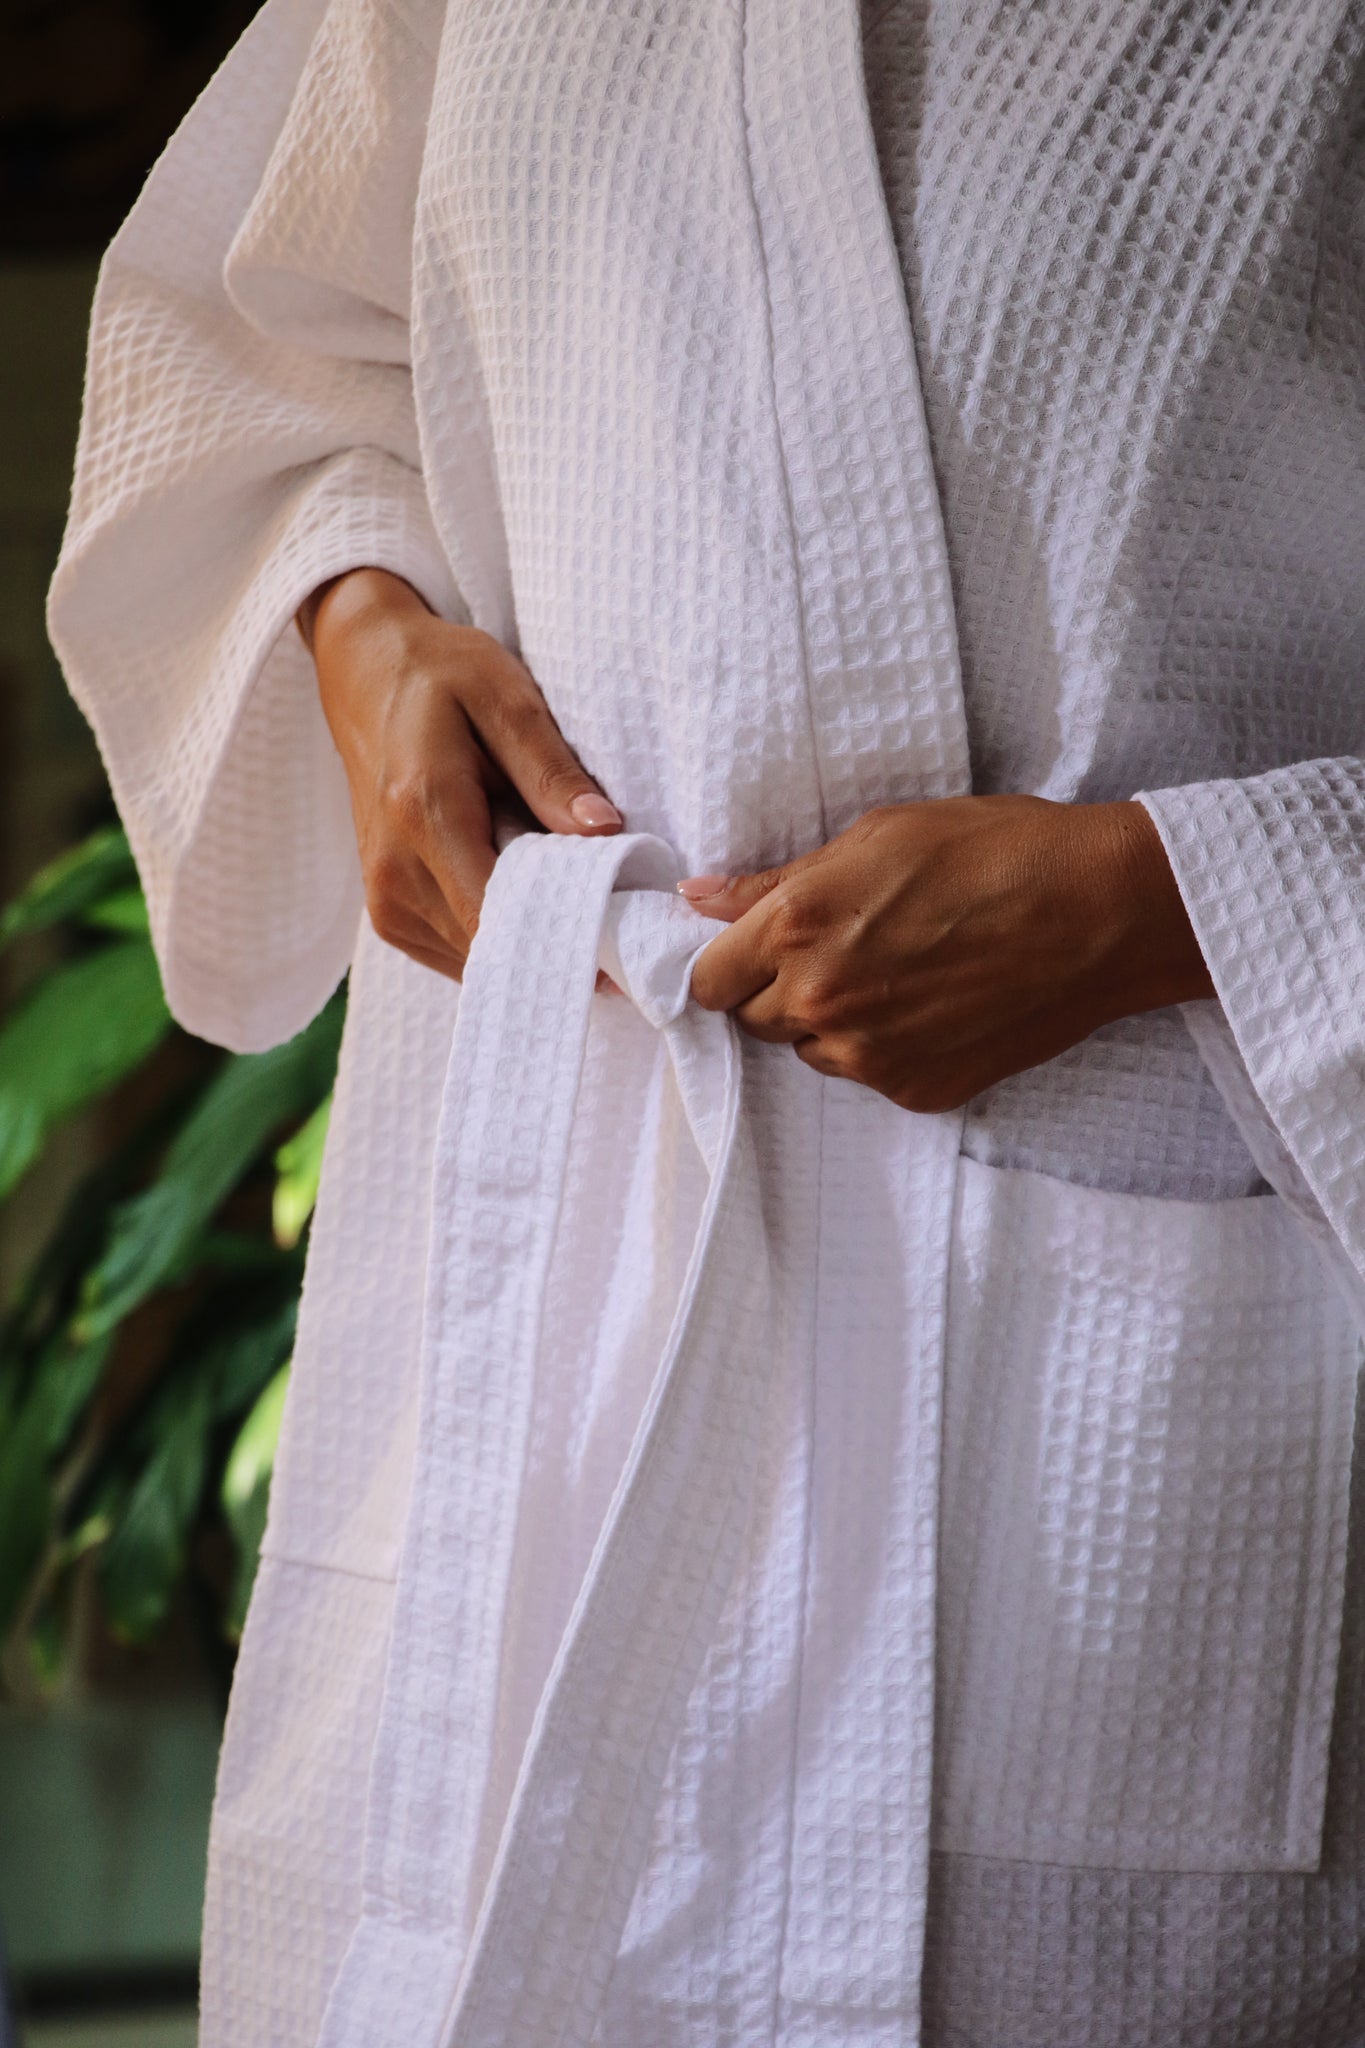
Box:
[0,6,338,2042]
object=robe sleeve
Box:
[47,0,460,1053]
[1135,758,1365,1305]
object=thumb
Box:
[677,864,788,922]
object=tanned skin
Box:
[302,566,1214,1115]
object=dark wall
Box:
[2,0,262,255]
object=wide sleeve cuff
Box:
[46,0,460,1053]
[51,446,463,1053]
[1136,757,1365,1300]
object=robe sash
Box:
[317,828,776,2048]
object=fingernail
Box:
[677,875,728,902]
[570,793,623,829]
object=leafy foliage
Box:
[273,1098,332,1250]
[0,827,138,949]
[0,830,339,1692]
[221,1363,290,1639]
[0,941,172,1200]
[78,1002,342,1340]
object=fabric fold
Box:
[317,830,778,2048]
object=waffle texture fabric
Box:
[860,8,1365,2038]
[47,0,1365,2042]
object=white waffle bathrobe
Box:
[48,1,1365,2041]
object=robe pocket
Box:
[933,1155,1361,1875]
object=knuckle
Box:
[365,848,409,922]
[820,1030,871,1084]
[765,887,820,956]
[446,633,500,696]
[796,1036,848,1082]
[747,864,787,901]
[366,894,404,947]
[747,1010,795,1046]
[456,630,523,688]
[383,768,439,836]
[838,1030,877,1082]
[793,966,846,1030]
[843,807,887,848]
[387,760,486,844]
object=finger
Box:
[367,834,466,954]
[731,978,807,1045]
[676,863,789,923]
[792,1035,847,1079]
[465,663,623,836]
[688,914,777,1013]
[368,897,467,980]
[415,755,501,936]
[406,852,481,961]
[399,935,468,983]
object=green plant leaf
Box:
[0,1084,198,1410]
[0,1397,55,1640]
[208,1292,298,1424]
[221,1361,290,1639]
[26,1326,113,1460]
[98,1372,214,1643]
[0,1329,113,1643]
[82,888,150,937]
[195,1230,302,1278]
[0,1335,107,1654]
[77,995,343,1341]
[53,1510,114,1575]
[0,828,138,951]
[91,1283,296,1647]
[25,1594,70,1694]
[57,1274,296,1626]
[273,1095,331,1247]
[0,941,172,1201]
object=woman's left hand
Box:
[684,795,1214,1113]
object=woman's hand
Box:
[301,568,622,978]
[684,795,1214,1113]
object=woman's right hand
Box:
[301,567,622,979]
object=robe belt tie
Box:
[317,830,775,2048]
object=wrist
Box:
[304,565,430,658]
[1084,800,1215,1011]
[304,568,440,760]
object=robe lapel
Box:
[740,5,970,2032]
[741,0,972,827]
